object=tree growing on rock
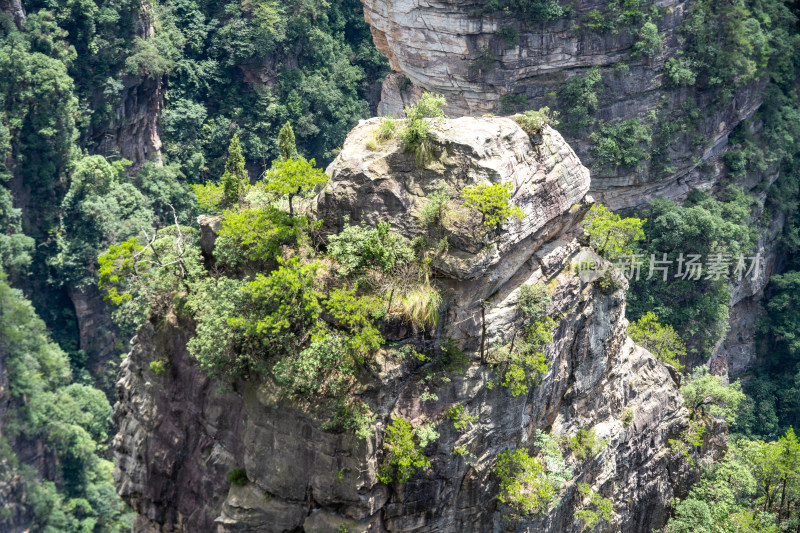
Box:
[262,157,328,216]
[582,203,645,259]
[277,121,298,161]
[461,182,525,230]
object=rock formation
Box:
[114,117,704,532]
[360,0,765,211]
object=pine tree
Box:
[222,133,249,208]
[278,122,298,161]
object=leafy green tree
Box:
[262,157,327,216]
[378,417,431,483]
[222,133,249,208]
[461,182,525,229]
[494,447,557,515]
[629,312,686,371]
[681,367,745,425]
[590,119,652,171]
[52,155,154,289]
[632,22,662,58]
[760,271,800,355]
[582,203,645,259]
[278,121,298,161]
[559,66,602,131]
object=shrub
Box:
[399,93,446,165]
[327,221,415,276]
[621,408,634,426]
[665,56,697,86]
[324,399,377,440]
[628,312,686,371]
[575,483,614,530]
[517,284,551,323]
[632,22,662,58]
[378,417,431,483]
[590,119,653,170]
[568,428,608,460]
[492,317,556,397]
[494,447,558,515]
[272,333,355,398]
[417,183,453,227]
[559,67,602,131]
[461,182,525,229]
[228,468,248,486]
[214,208,314,268]
[513,107,560,137]
[277,122,298,161]
[324,287,383,358]
[499,93,527,113]
[447,404,478,431]
[149,360,167,376]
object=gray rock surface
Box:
[114,118,706,532]
[361,0,766,211]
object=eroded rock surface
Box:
[361,0,765,211]
[114,118,703,532]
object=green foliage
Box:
[399,284,442,330]
[665,55,697,86]
[262,157,328,216]
[417,183,453,227]
[559,67,602,131]
[499,92,527,113]
[494,448,555,515]
[214,209,315,268]
[513,107,560,137]
[52,155,155,289]
[149,360,167,376]
[494,433,570,518]
[324,287,383,359]
[447,404,478,431]
[628,312,686,371]
[621,408,634,426]
[626,189,756,358]
[377,117,397,141]
[327,221,414,276]
[228,468,248,486]
[461,182,525,229]
[681,367,745,425]
[575,483,614,531]
[583,204,645,260]
[0,275,130,531]
[516,283,551,323]
[632,21,662,58]
[222,133,250,208]
[378,417,431,483]
[665,433,800,532]
[491,317,556,397]
[590,119,653,171]
[98,226,204,334]
[278,122,298,161]
[325,399,377,440]
[760,271,800,355]
[569,428,608,460]
[483,0,567,22]
[399,93,446,165]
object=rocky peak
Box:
[114,118,703,532]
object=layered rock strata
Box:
[114,117,703,532]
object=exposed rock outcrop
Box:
[361,0,765,211]
[114,118,704,532]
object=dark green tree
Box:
[278,122,298,161]
[222,133,249,208]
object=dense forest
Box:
[1,0,800,531]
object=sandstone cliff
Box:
[114,117,704,532]
[361,0,765,211]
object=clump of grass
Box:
[377,117,397,141]
[399,284,442,330]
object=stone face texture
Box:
[114,119,704,532]
[361,0,766,211]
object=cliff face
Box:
[361,0,765,211]
[114,118,703,532]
